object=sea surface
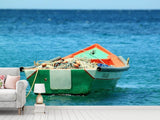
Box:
[0,10,160,105]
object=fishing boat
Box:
[21,44,129,95]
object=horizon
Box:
[0,8,160,10]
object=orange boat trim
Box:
[63,44,125,67]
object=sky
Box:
[0,0,159,9]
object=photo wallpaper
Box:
[0,0,159,106]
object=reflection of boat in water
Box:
[21,44,129,95]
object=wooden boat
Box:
[22,44,129,95]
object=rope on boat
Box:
[26,69,39,98]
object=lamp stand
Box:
[36,93,43,104]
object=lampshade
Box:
[34,84,46,93]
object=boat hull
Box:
[25,69,94,95]
[25,69,123,95]
[86,70,122,91]
[92,79,119,91]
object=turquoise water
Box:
[0,10,160,105]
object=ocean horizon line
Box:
[0,8,160,11]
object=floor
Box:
[0,106,160,120]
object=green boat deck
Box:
[75,48,109,59]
